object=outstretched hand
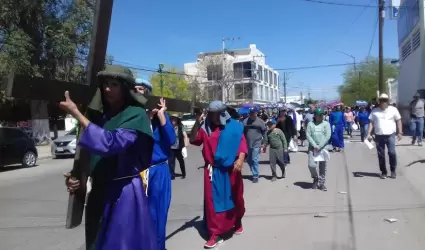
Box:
[59,91,79,118]
[157,98,167,114]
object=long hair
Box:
[98,78,136,115]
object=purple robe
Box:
[79,123,158,250]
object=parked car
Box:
[181,113,196,135]
[19,126,33,139]
[0,127,38,167]
[51,127,77,158]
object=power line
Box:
[312,0,375,62]
[297,0,413,9]
[297,0,378,8]
[367,13,379,59]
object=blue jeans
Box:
[346,122,353,136]
[360,124,369,141]
[247,147,260,178]
[410,117,424,144]
[375,134,397,175]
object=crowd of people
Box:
[59,65,414,250]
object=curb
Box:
[38,155,52,161]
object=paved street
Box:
[1,132,425,250]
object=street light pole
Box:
[378,0,386,94]
[337,51,361,98]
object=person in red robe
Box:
[190,100,247,249]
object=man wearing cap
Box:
[243,106,267,183]
[409,91,425,146]
[367,93,403,179]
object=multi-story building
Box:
[184,44,280,105]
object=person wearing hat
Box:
[409,91,425,146]
[135,78,153,95]
[367,93,403,179]
[135,79,176,250]
[306,108,331,190]
[61,65,158,250]
[262,119,288,181]
[189,100,247,249]
[243,106,267,183]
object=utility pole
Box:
[158,64,164,97]
[378,0,386,94]
[222,37,240,102]
[283,72,291,103]
[300,92,303,105]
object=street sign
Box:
[390,0,400,20]
[391,6,399,19]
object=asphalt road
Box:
[1,133,425,250]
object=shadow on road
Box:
[293,181,312,189]
[0,164,38,173]
[405,159,425,167]
[352,171,381,178]
[166,216,208,241]
[242,175,273,181]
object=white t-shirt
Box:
[369,106,401,135]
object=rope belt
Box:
[85,160,169,206]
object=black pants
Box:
[168,148,186,177]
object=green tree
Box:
[0,0,94,139]
[339,57,398,105]
[150,67,190,100]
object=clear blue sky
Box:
[106,0,399,101]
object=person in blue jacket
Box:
[135,78,176,250]
[329,105,344,152]
[357,105,370,142]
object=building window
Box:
[233,62,253,79]
[207,65,223,81]
[269,71,273,85]
[264,69,268,83]
[265,86,269,100]
[274,74,278,87]
[207,84,222,100]
[235,83,253,99]
[258,65,263,81]
[259,85,263,99]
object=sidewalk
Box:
[166,135,425,250]
[36,145,52,160]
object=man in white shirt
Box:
[367,93,403,179]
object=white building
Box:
[387,78,398,104]
[280,95,303,105]
[184,44,280,105]
[395,0,423,124]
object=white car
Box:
[51,128,77,158]
[181,113,196,135]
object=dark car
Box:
[0,127,38,167]
[19,126,33,139]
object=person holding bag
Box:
[169,116,188,179]
[306,108,331,191]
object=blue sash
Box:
[212,119,243,213]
